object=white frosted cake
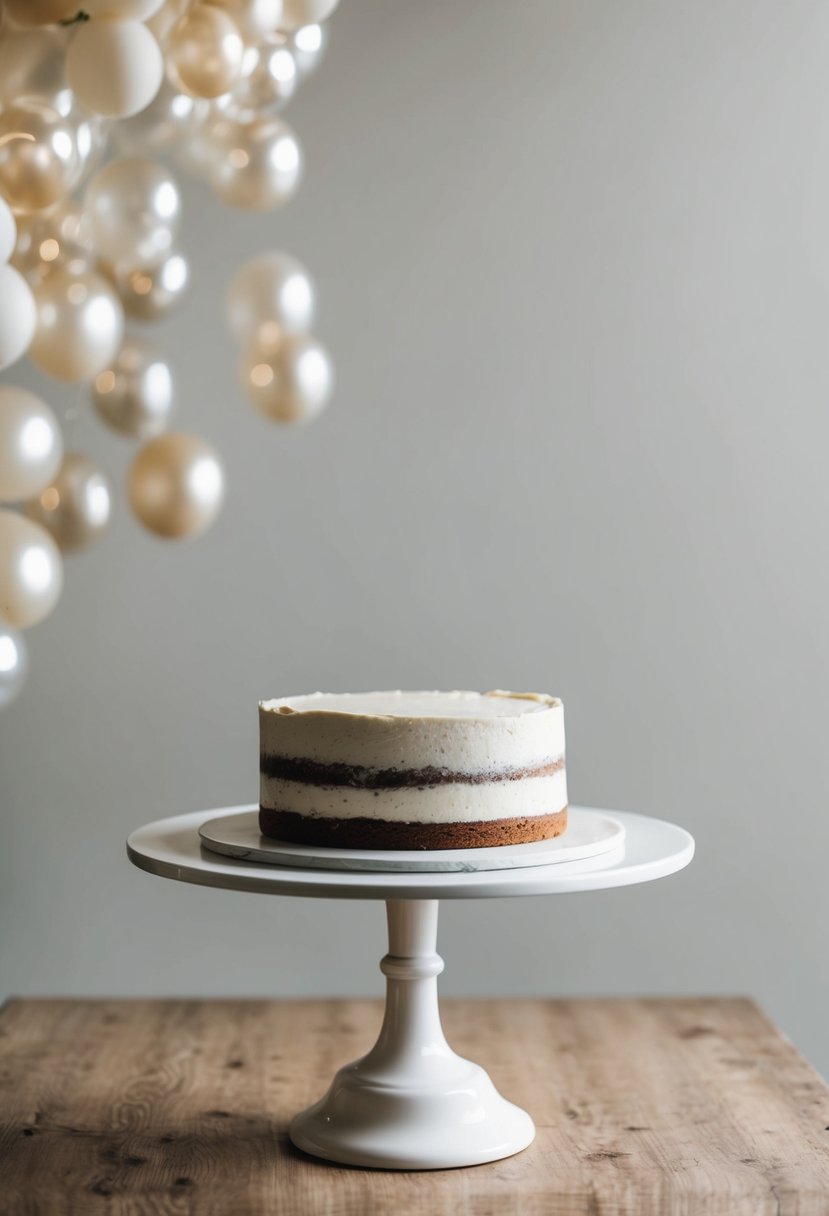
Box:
[259,690,567,850]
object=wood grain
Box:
[0,998,828,1215]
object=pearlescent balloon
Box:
[114,79,204,155]
[2,0,78,26]
[166,5,245,100]
[0,509,63,629]
[24,452,113,553]
[0,387,63,503]
[85,157,181,268]
[83,0,166,17]
[66,20,164,120]
[29,267,124,382]
[0,197,15,264]
[128,431,224,539]
[0,621,28,709]
[227,250,314,341]
[12,199,96,287]
[0,26,68,109]
[0,265,37,370]
[0,98,80,215]
[207,113,302,210]
[230,36,297,112]
[108,248,190,321]
[206,0,283,40]
[240,331,332,423]
[145,0,192,43]
[92,337,174,439]
[279,0,338,30]
[290,21,327,78]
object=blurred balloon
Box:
[166,5,245,99]
[29,266,124,382]
[0,265,37,370]
[0,621,28,709]
[114,79,205,155]
[85,157,181,268]
[289,21,328,78]
[230,36,297,112]
[0,26,68,109]
[92,337,174,439]
[0,98,80,215]
[279,0,338,30]
[1,0,78,26]
[83,0,166,17]
[145,0,191,44]
[108,248,190,322]
[205,0,283,41]
[206,113,301,210]
[128,432,224,538]
[240,330,332,423]
[0,197,16,264]
[0,509,63,629]
[0,386,63,503]
[227,250,314,341]
[12,199,96,287]
[24,452,113,553]
[66,19,164,119]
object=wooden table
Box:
[1,997,827,1214]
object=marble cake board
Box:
[198,805,625,873]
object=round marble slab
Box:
[198,806,625,873]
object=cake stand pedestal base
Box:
[289,899,534,1170]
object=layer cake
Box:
[259,690,567,850]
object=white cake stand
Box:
[127,806,693,1171]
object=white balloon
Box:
[0,621,28,709]
[85,157,181,268]
[29,267,124,382]
[279,0,338,31]
[0,198,16,264]
[66,20,164,119]
[0,265,37,370]
[0,509,63,630]
[289,22,328,79]
[227,251,314,341]
[83,0,166,16]
[0,386,63,503]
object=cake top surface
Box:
[259,690,560,721]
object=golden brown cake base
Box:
[258,807,568,851]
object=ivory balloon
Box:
[29,267,124,382]
[12,199,96,286]
[0,197,16,264]
[290,21,328,78]
[166,6,245,99]
[240,331,332,423]
[92,337,174,439]
[0,265,37,370]
[279,0,338,30]
[128,432,224,539]
[0,26,68,108]
[24,452,113,553]
[0,621,28,709]
[0,510,63,629]
[85,157,181,268]
[0,386,63,503]
[108,249,190,322]
[205,0,283,41]
[145,0,192,43]
[66,20,164,119]
[230,37,297,112]
[227,251,314,341]
[83,0,166,17]
[0,98,80,215]
[1,0,78,26]
[207,113,302,210]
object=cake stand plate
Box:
[198,806,625,873]
[127,807,694,1170]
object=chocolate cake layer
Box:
[260,754,565,788]
[259,806,568,850]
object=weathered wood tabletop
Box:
[0,997,827,1215]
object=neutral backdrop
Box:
[2,0,828,1078]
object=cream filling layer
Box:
[260,769,568,824]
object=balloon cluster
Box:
[0,0,339,707]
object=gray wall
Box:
[2,0,828,1078]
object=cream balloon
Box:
[24,452,113,553]
[85,157,181,267]
[29,267,124,382]
[66,20,164,120]
[166,6,245,99]
[0,386,63,503]
[83,0,166,17]
[12,199,96,287]
[290,21,328,78]
[0,197,16,264]
[279,0,338,31]
[230,37,297,112]
[145,0,191,43]
[241,331,332,423]
[108,248,190,321]
[227,251,314,341]
[0,98,80,215]
[1,0,78,26]
[0,510,63,629]
[206,113,302,210]
[0,621,28,709]
[0,26,68,108]
[205,0,283,41]
[92,337,174,439]
[128,432,224,539]
[114,79,205,155]
[0,265,37,370]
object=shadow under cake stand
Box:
[127,805,694,1171]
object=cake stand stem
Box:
[288,898,536,1170]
